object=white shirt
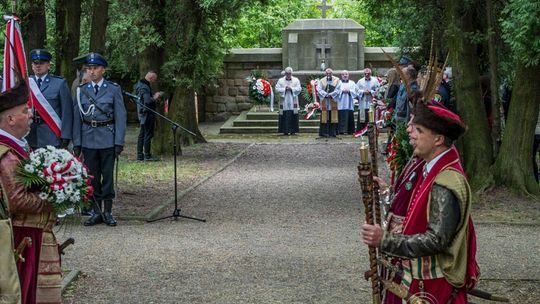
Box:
[424,148,452,176]
[0,128,28,149]
[91,79,105,90]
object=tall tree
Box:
[492,0,540,195]
[55,0,82,83]
[19,0,47,56]
[153,0,259,151]
[89,0,109,54]
[446,1,494,191]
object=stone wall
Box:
[202,47,397,122]
[203,49,283,122]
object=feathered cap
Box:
[0,80,28,113]
[412,102,467,140]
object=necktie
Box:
[37,78,42,88]
[94,84,99,95]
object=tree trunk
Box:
[155,0,207,154]
[89,0,109,54]
[55,0,81,83]
[446,0,494,191]
[54,0,66,75]
[19,0,47,56]
[492,63,540,195]
[485,0,502,156]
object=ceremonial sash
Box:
[28,78,62,137]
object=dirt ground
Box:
[114,142,250,217]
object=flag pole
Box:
[11,0,16,14]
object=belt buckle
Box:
[91,120,97,128]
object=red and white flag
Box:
[2,15,61,137]
[353,125,368,138]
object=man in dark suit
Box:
[26,49,73,150]
[73,53,127,226]
[135,71,162,161]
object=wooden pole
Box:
[358,143,381,304]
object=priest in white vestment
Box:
[316,68,341,138]
[356,68,380,130]
[336,70,358,134]
[275,67,301,135]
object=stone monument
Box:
[282,18,365,71]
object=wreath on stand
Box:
[246,70,274,111]
[300,77,321,120]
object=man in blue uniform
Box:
[26,49,73,149]
[73,53,127,226]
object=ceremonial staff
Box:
[357,138,381,304]
[367,105,382,225]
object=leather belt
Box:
[83,119,114,127]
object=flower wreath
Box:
[301,79,321,120]
[17,146,94,216]
[247,75,274,111]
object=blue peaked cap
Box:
[85,52,108,67]
[398,56,412,66]
[30,49,52,62]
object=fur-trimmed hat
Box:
[412,102,467,140]
[0,81,29,113]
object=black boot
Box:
[84,201,103,226]
[103,200,117,226]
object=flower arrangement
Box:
[17,146,93,216]
[247,70,274,110]
[386,123,414,182]
[301,79,321,119]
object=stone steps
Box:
[220,110,322,133]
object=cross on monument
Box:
[315,36,331,68]
[317,0,333,18]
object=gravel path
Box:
[61,142,539,303]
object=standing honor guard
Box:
[316,68,341,138]
[275,67,301,135]
[336,70,358,134]
[73,53,127,227]
[26,49,73,150]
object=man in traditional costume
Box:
[274,67,301,135]
[316,68,341,138]
[336,70,357,135]
[26,49,73,150]
[73,53,127,227]
[356,68,380,131]
[0,82,60,304]
[362,102,479,303]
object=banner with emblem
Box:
[2,15,61,137]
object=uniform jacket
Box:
[73,79,127,149]
[26,74,73,148]
[134,79,156,125]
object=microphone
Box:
[122,91,140,100]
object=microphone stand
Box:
[123,91,206,223]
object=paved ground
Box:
[60,142,539,303]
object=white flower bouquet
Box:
[17,146,94,216]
